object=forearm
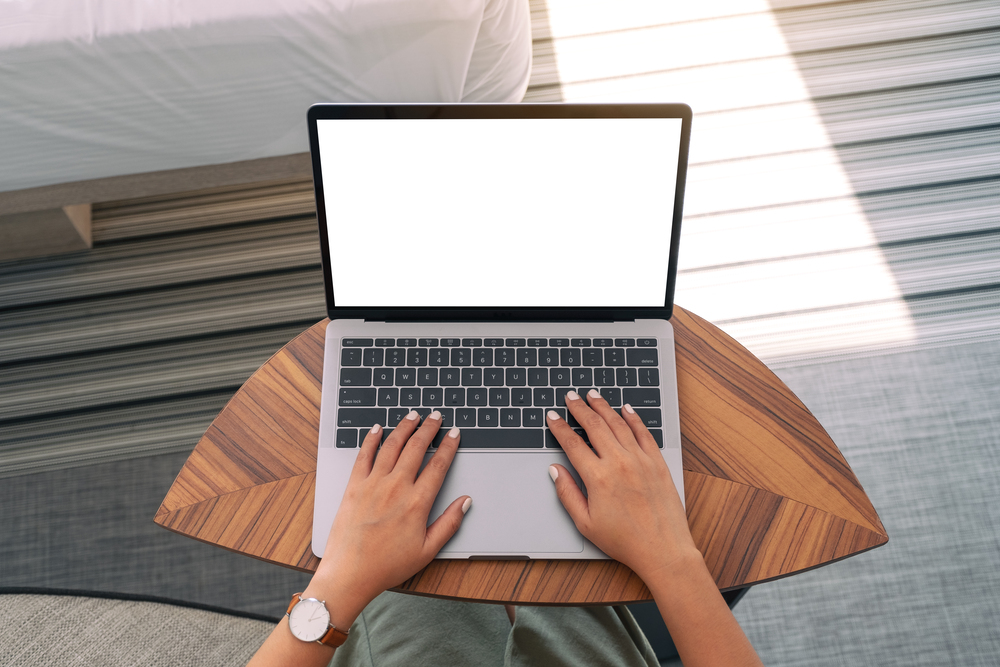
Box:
[645,551,764,667]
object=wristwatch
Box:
[286,593,350,648]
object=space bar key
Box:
[433,429,543,448]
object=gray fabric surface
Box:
[733,338,1000,666]
[0,594,272,666]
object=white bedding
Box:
[0,0,531,193]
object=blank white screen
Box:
[318,117,682,307]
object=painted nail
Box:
[429,410,442,421]
[623,403,636,414]
[565,390,580,401]
[462,497,473,514]
[448,427,460,439]
[588,389,601,400]
[549,465,559,482]
[370,423,381,434]
[406,410,420,421]
[547,410,562,421]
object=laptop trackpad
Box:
[427,452,584,556]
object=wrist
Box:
[302,570,373,631]
[638,546,709,593]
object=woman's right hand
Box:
[547,389,701,583]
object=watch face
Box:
[288,598,330,642]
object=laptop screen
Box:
[312,108,687,311]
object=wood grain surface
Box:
[155,307,887,604]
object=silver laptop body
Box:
[309,103,692,559]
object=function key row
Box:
[344,337,655,348]
[342,347,658,368]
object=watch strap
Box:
[287,593,350,648]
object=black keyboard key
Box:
[445,388,465,406]
[342,338,372,347]
[388,408,409,427]
[474,348,493,366]
[395,368,416,386]
[634,408,662,427]
[414,408,432,420]
[583,349,603,366]
[523,408,544,427]
[571,338,591,347]
[440,368,461,386]
[490,388,510,406]
[341,349,362,366]
[397,338,417,347]
[595,368,615,386]
[549,338,569,347]
[593,338,614,347]
[441,338,461,347]
[418,369,438,386]
[627,349,658,366]
[623,388,660,406]
[467,388,488,406]
[577,389,597,408]
[572,368,593,386]
[340,368,372,386]
[451,349,471,366]
[545,429,561,448]
[615,338,635,347]
[639,368,659,386]
[478,408,499,427]
[506,338,526,346]
[385,349,406,366]
[407,349,427,366]
[455,408,476,428]
[336,429,358,448]
[533,388,554,406]
[375,338,394,347]
[501,408,521,427]
[378,388,399,406]
[604,349,625,366]
[511,388,532,406]
[599,387,622,406]
[538,347,559,366]
[380,428,394,443]
[484,338,504,347]
[649,429,664,448]
[484,369,504,386]
[400,388,421,406]
[462,338,482,346]
[638,338,657,347]
[495,348,515,366]
[340,388,376,406]
[462,368,483,386]
[429,348,449,366]
[560,348,581,366]
[363,349,384,367]
[550,369,571,386]
[337,408,386,428]
[517,348,537,366]
[422,388,443,407]
[373,369,394,386]
[505,368,526,386]
[436,428,543,448]
[555,388,573,406]
[419,338,439,346]
[616,368,637,387]
[527,338,546,347]
[528,368,548,386]
[550,407,567,421]
[439,408,454,428]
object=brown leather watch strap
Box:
[287,593,350,648]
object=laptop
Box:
[309,103,692,559]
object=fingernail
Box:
[429,410,442,421]
[406,410,420,421]
[565,390,580,401]
[623,403,636,414]
[588,389,601,400]
[547,410,562,421]
[448,427,460,439]
[462,497,472,514]
[370,423,381,434]
[549,465,559,482]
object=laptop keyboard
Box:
[334,337,664,449]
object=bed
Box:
[0,0,531,258]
